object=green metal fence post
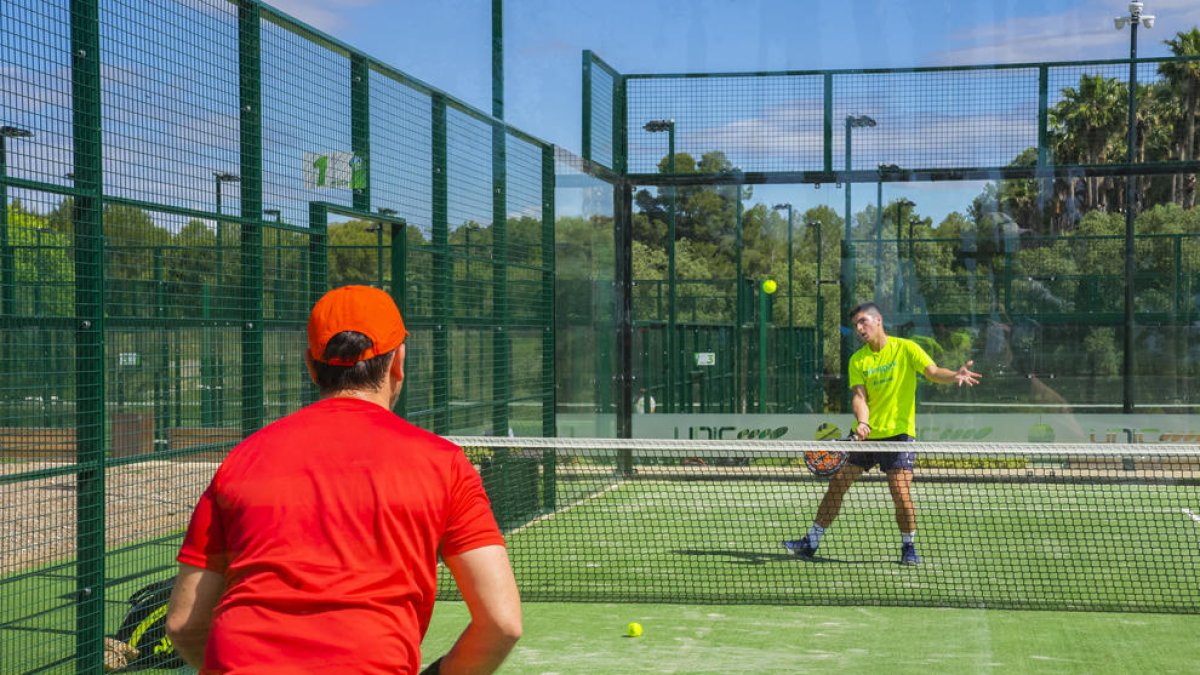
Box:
[734,185,743,412]
[201,284,215,425]
[351,53,371,220]
[70,0,106,668]
[390,217,408,417]
[1037,65,1050,232]
[823,74,833,173]
[239,1,264,439]
[540,143,556,508]
[492,0,504,121]
[615,180,634,464]
[492,121,510,436]
[307,202,328,406]
[758,281,768,412]
[154,248,166,448]
[582,51,593,164]
[432,94,450,433]
[541,144,556,438]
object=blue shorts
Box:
[847,433,916,472]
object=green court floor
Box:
[422,601,1200,674]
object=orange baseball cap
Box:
[307,285,408,366]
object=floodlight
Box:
[772,203,790,211]
[0,126,33,139]
[1114,16,1128,29]
[643,119,674,133]
[213,171,240,182]
[1141,15,1154,28]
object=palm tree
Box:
[1050,74,1127,211]
[1159,29,1200,208]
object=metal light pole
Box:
[645,119,676,412]
[1115,1,1153,413]
[841,115,875,408]
[895,197,914,313]
[1,126,34,317]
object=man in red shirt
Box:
[166,285,521,674]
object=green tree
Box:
[1051,74,1127,212]
[7,200,74,316]
[327,219,381,287]
[1159,29,1200,207]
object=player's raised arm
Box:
[923,360,982,387]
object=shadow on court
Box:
[674,548,879,565]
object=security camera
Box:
[1142,15,1155,29]
[1128,1,1143,14]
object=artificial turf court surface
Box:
[422,601,1200,674]
[3,474,1198,671]
[487,475,1200,612]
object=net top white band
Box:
[445,436,1200,456]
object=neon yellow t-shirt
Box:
[847,336,935,438]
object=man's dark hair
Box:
[848,302,883,321]
[311,331,393,394]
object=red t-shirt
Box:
[177,397,505,674]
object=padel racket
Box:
[803,431,857,476]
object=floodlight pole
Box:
[644,119,676,411]
[1115,1,1152,413]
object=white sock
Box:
[807,524,826,546]
[901,532,915,546]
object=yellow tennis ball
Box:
[762,279,777,294]
[626,622,643,637]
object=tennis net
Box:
[442,437,1200,613]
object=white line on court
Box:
[505,481,628,537]
[1183,508,1200,523]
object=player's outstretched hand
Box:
[955,360,981,387]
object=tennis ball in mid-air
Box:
[762,279,778,294]
[626,622,643,638]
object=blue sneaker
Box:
[783,536,817,560]
[900,543,921,566]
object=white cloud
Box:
[934,2,1200,66]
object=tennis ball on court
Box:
[762,279,778,294]
[626,622,643,638]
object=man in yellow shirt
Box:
[784,302,981,565]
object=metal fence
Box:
[1,0,553,671]
[583,50,1200,418]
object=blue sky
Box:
[270,0,1200,155]
[263,0,1200,224]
